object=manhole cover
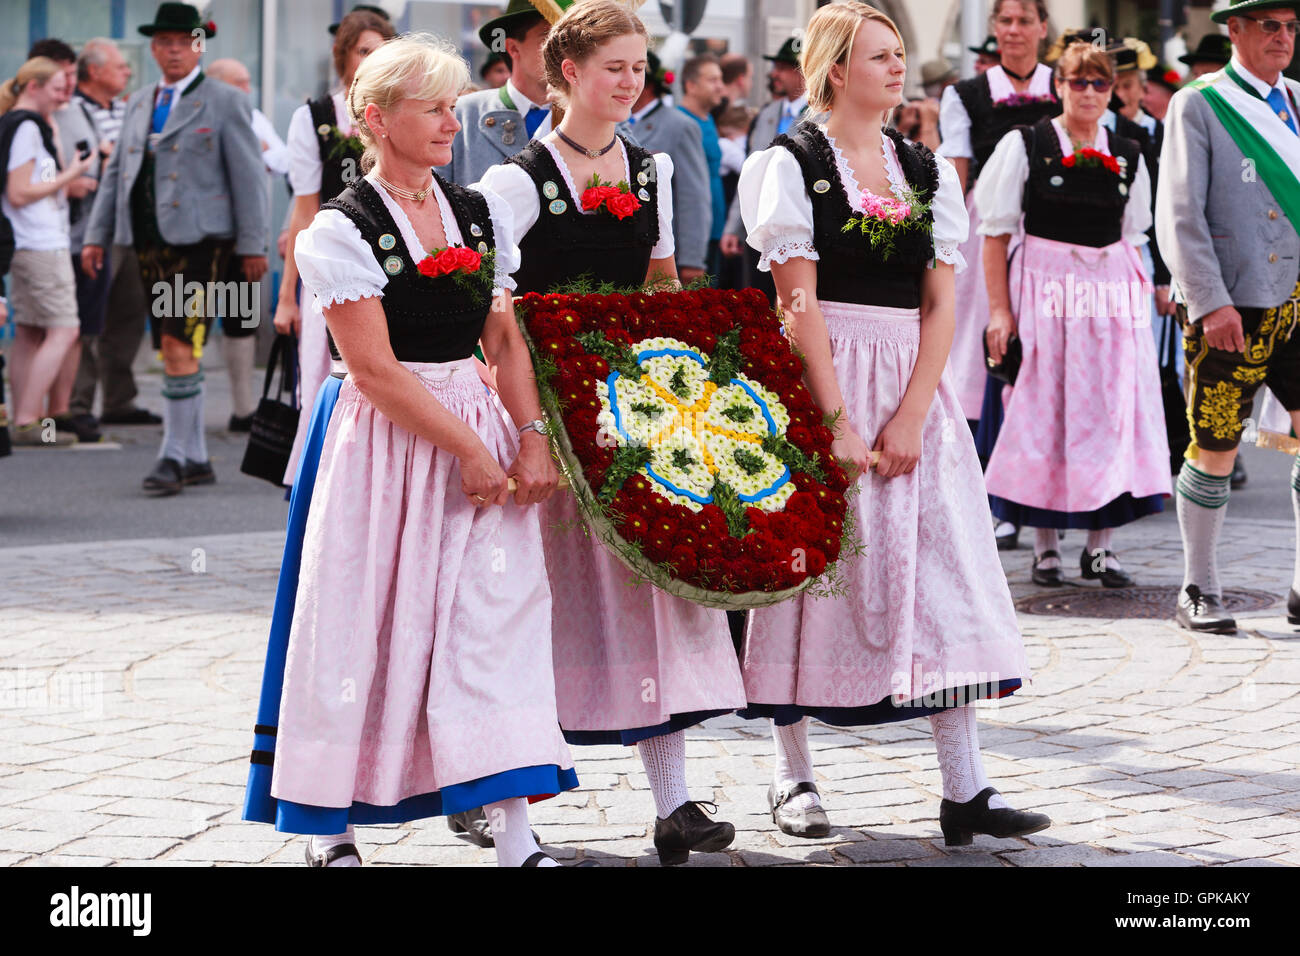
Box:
[1015,585,1280,619]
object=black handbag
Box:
[1160,313,1191,474]
[240,334,300,486]
[983,333,1021,386]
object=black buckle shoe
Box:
[939,787,1051,846]
[653,800,735,866]
[54,413,102,443]
[182,459,216,485]
[447,807,495,848]
[142,457,183,496]
[1031,550,1065,587]
[1288,588,1300,627]
[1175,585,1237,634]
[521,851,599,867]
[304,839,362,866]
[768,781,831,839]
[1080,548,1134,588]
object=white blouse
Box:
[294,171,521,310]
[973,118,1152,246]
[286,91,353,197]
[476,138,675,260]
[736,125,969,274]
[937,64,1056,161]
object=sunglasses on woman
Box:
[1065,77,1114,92]
[1245,16,1300,36]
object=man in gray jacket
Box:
[1155,1,1300,633]
[626,51,710,283]
[82,3,267,495]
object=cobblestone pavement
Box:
[2,509,1299,867]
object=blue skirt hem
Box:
[562,709,734,746]
[739,679,1022,727]
[989,492,1164,530]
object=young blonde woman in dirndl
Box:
[737,1,1049,846]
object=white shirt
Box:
[476,139,675,261]
[938,63,1055,161]
[252,107,289,176]
[2,119,70,251]
[504,77,552,139]
[737,124,969,274]
[155,63,202,109]
[1229,53,1293,103]
[974,117,1152,246]
[630,96,663,124]
[294,173,521,310]
[286,91,352,197]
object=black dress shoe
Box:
[1288,588,1300,626]
[182,459,216,485]
[939,787,1051,846]
[305,839,362,866]
[1031,550,1065,587]
[653,800,735,866]
[101,406,162,425]
[447,807,495,847]
[521,851,599,867]
[769,781,831,838]
[53,413,102,443]
[1230,457,1247,490]
[995,523,1020,551]
[142,457,183,496]
[1175,585,1237,634]
[228,413,255,432]
[1080,548,1134,588]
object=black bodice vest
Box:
[506,136,660,294]
[953,70,1061,184]
[772,123,940,310]
[308,96,363,204]
[320,174,495,362]
[1020,118,1142,249]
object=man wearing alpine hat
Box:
[1156,1,1300,633]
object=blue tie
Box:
[1266,87,1298,136]
[151,86,173,135]
[524,106,547,138]
[776,105,793,135]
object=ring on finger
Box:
[472,493,487,503]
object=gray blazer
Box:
[1155,78,1300,321]
[723,98,813,239]
[436,86,639,186]
[628,99,709,271]
[84,72,267,256]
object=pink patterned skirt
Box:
[743,301,1030,721]
[984,235,1171,514]
[282,301,332,486]
[271,358,574,810]
[948,191,994,421]
[541,489,748,743]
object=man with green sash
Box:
[1156,1,1300,633]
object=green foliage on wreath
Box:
[706,327,743,386]
[597,445,653,503]
[761,433,825,482]
[574,330,642,380]
[709,480,750,538]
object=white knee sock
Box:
[1033,528,1060,568]
[483,797,554,867]
[308,824,360,866]
[637,731,690,819]
[221,333,257,418]
[1176,461,1230,597]
[929,705,1009,808]
[772,718,820,810]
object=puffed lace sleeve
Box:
[650,151,675,259]
[294,209,387,307]
[738,145,817,271]
[467,181,521,292]
[936,85,972,160]
[931,155,970,271]
[475,163,540,250]
[1122,154,1153,247]
[974,128,1029,238]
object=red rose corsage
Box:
[580,172,642,220]
[1063,147,1121,175]
[417,244,483,278]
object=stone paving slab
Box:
[1,513,1299,866]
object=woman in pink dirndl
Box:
[478,1,747,866]
[257,35,579,867]
[980,40,1170,590]
[737,2,1048,846]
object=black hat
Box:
[479,50,512,79]
[1177,33,1232,67]
[1147,63,1184,93]
[478,0,548,51]
[138,2,215,39]
[646,49,674,93]
[969,35,999,57]
[328,5,392,36]
[763,37,800,67]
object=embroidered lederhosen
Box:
[308,96,363,205]
[320,174,495,362]
[771,122,939,310]
[953,70,1061,184]
[506,136,659,294]
[1019,118,1141,248]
